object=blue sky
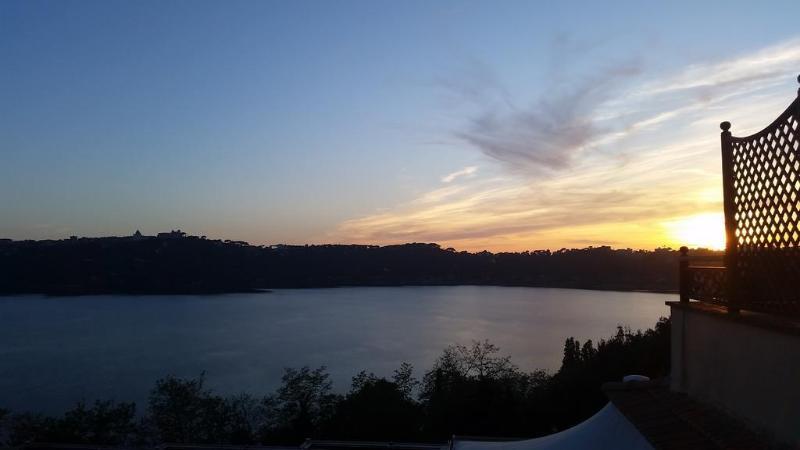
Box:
[2,0,800,250]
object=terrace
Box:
[679,77,800,316]
[668,75,800,446]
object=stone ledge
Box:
[666,301,800,337]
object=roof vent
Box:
[623,374,650,382]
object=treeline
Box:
[0,234,723,294]
[0,318,670,446]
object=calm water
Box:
[0,286,670,413]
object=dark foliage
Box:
[0,318,671,446]
[147,373,247,444]
[419,340,547,438]
[2,401,138,447]
[325,363,423,441]
[0,234,722,294]
[260,366,339,444]
[542,317,671,430]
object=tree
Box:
[422,340,519,389]
[225,393,265,444]
[0,402,139,447]
[392,362,419,399]
[147,373,231,444]
[260,366,339,443]
[543,317,671,431]
[3,413,54,447]
[326,365,422,440]
[0,408,7,441]
[420,340,534,439]
[48,400,138,445]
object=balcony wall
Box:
[669,301,800,445]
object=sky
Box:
[2,0,800,251]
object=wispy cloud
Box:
[441,166,478,183]
[455,61,642,173]
[329,38,800,251]
[629,39,800,100]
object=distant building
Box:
[157,229,186,239]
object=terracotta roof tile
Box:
[603,380,777,450]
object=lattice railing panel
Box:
[686,266,727,305]
[728,97,800,315]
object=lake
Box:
[0,286,671,414]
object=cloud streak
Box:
[330,38,800,251]
[441,166,478,183]
[456,61,642,173]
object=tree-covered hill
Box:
[0,233,722,295]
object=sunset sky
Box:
[2,0,800,251]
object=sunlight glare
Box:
[665,213,726,250]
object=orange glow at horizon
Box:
[664,213,726,250]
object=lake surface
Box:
[0,286,671,413]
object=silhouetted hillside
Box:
[0,232,722,295]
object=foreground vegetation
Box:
[0,318,670,446]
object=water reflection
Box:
[0,286,670,413]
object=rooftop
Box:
[603,379,772,449]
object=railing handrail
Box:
[680,256,727,305]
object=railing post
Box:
[720,121,739,315]
[679,246,689,302]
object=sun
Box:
[665,213,726,250]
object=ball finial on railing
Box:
[720,121,731,132]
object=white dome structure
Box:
[452,402,653,450]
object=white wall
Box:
[670,303,800,445]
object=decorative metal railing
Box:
[681,75,800,316]
[688,268,726,304]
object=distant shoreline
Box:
[0,233,718,298]
[0,284,677,297]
